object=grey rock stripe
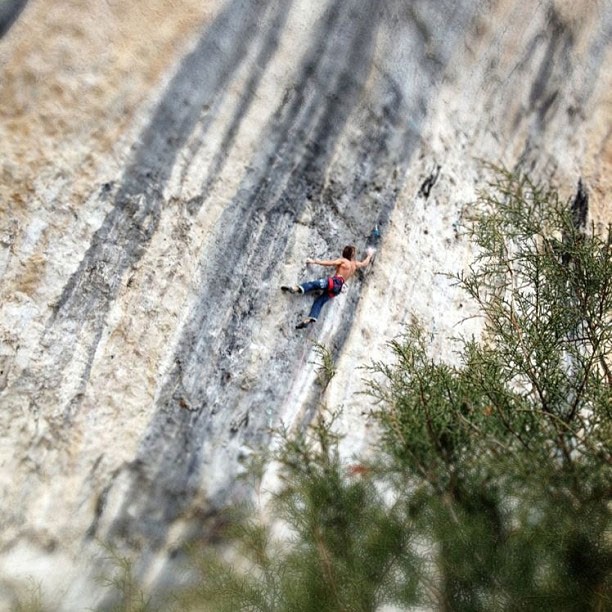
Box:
[0,0,28,38]
[39,0,269,412]
[181,0,295,201]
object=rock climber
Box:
[282,245,375,329]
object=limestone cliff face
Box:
[0,0,610,607]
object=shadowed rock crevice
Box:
[571,178,588,230]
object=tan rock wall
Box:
[0,0,609,607]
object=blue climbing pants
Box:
[299,276,343,320]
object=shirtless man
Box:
[282,245,375,329]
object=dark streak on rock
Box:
[571,178,588,231]
[43,0,266,412]
[0,0,28,38]
[182,0,294,203]
[512,9,610,171]
[528,11,573,124]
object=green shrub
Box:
[177,410,418,611]
[311,342,337,389]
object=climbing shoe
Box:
[296,317,316,329]
[281,285,303,294]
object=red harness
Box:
[327,275,345,298]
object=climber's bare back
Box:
[306,251,373,280]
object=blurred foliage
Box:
[98,541,153,612]
[367,167,612,610]
[176,409,419,611]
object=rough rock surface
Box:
[0,0,610,607]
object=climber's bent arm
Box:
[355,249,374,269]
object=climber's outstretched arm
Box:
[305,257,343,267]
